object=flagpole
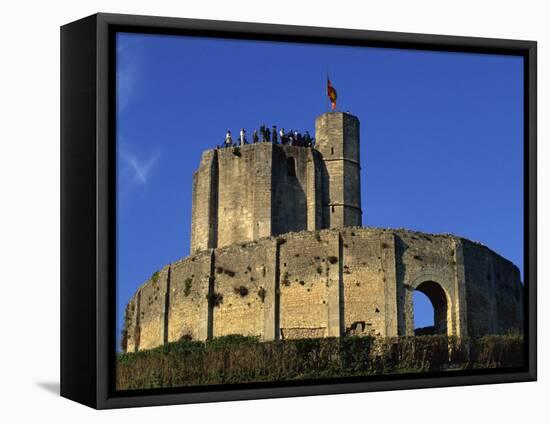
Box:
[326,71,330,113]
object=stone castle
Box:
[121,112,523,353]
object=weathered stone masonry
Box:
[190,112,361,254]
[122,112,523,353]
[123,228,523,352]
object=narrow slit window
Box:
[287,157,296,177]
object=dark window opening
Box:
[331,147,334,155]
[331,206,335,213]
[287,157,296,177]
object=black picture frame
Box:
[60,12,537,409]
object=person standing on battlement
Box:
[224,130,233,147]
[253,129,259,143]
[260,124,266,142]
[272,125,278,143]
[279,127,285,144]
[265,127,271,143]
[304,130,312,147]
[239,128,247,146]
[296,132,304,146]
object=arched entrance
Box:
[414,281,448,335]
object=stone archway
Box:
[404,272,455,337]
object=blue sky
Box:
[116,32,523,343]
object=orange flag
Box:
[327,77,338,110]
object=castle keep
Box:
[122,112,524,353]
[191,112,361,253]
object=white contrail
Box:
[120,148,160,186]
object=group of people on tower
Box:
[222,125,315,148]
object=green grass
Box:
[116,334,524,390]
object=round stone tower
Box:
[315,112,362,228]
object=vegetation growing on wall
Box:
[184,278,192,296]
[215,267,236,277]
[276,237,287,246]
[120,329,128,352]
[234,285,249,297]
[207,292,223,307]
[116,335,524,390]
[257,287,266,302]
[282,272,290,286]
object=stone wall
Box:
[395,233,465,336]
[190,112,363,254]
[272,146,314,236]
[190,150,218,253]
[168,250,212,342]
[123,228,524,352]
[216,145,272,250]
[278,231,338,339]
[462,240,523,336]
[340,230,398,337]
[211,240,278,338]
[315,112,362,228]
[124,265,170,352]
[191,143,318,253]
